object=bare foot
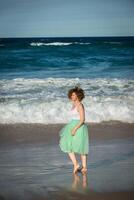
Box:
[81,167,88,174]
[73,164,80,174]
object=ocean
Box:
[0,36,134,124]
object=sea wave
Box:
[30,42,91,46]
[104,42,122,44]
[0,77,134,124]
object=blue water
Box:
[0,36,134,79]
[0,37,134,124]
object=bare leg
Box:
[80,154,88,174]
[68,152,80,173]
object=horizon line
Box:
[0,35,134,39]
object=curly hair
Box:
[67,86,85,101]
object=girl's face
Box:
[70,92,78,101]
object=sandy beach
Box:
[0,122,134,200]
[0,121,134,144]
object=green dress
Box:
[59,104,89,155]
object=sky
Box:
[0,0,134,38]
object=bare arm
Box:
[74,103,85,131]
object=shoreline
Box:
[0,121,134,199]
[0,121,134,144]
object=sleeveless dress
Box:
[59,103,89,155]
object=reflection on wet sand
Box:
[0,123,134,199]
[71,173,88,192]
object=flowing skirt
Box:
[59,119,89,155]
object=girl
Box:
[59,86,89,174]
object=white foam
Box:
[30,42,73,46]
[30,42,91,46]
[104,41,122,44]
[75,42,91,45]
[0,77,134,124]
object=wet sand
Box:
[0,121,134,144]
[0,122,134,200]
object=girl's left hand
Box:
[71,128,77,136]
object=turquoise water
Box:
[0,36,134,79]
[0,37,134,124]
